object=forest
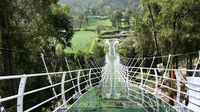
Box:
[0,0,200,111]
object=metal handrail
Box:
[0,67,103,112]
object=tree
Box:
[77,8,89,29]
[131,0,200,105]
[141,0,161,56]
[111,11,123,28]
[124,8,132,28]
[0,1,16,107]
[131,0,200,62]
[118,36,136,58]
[0,0,73,109]
[158,0,200,67]
[90,38,106,58]
[104,5,113,17]
[48,4,74,52]
[130,16,155,58]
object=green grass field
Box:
[65,31,97,53]
[86,18,112,30]
[66,17,112,54]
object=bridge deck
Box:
[68,86,145,112]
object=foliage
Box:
[90,38,106,58]
[123,0,200,58]
[118,37,136,58]
[111,11,123,28]
[123,8,133,28]
[157,0,200,54]
[0,0,73,110]
[60,0,139,11]
[130,15,155,57]
[49,4,74,47]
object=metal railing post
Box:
[41,53,57,97]
[64,57,75,87]
[175,70,181,110]
[88,69,92,88]
[61,72,67,108]
[154,68,158,90]
[126,67,129,98]
[193,51,200,77]
[140,68,144,106]
[161,55,171,87]
[77,71,82,95]
[17,74,27,112]
[140,68,143,87]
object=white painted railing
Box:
[0,67,102,112]
[118,53,200,112]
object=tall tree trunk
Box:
[169,12,178,106]
[147,3,160,56]
[0,8,16,108]
[170,12,178,68]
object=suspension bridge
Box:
[0,39,200,112]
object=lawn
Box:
[65,31,97,53]
[86,18,112,30]
[66,17,112,54]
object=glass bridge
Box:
[0,39,200,112]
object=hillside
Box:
[59,0,139,10]
[59,0,96,8]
